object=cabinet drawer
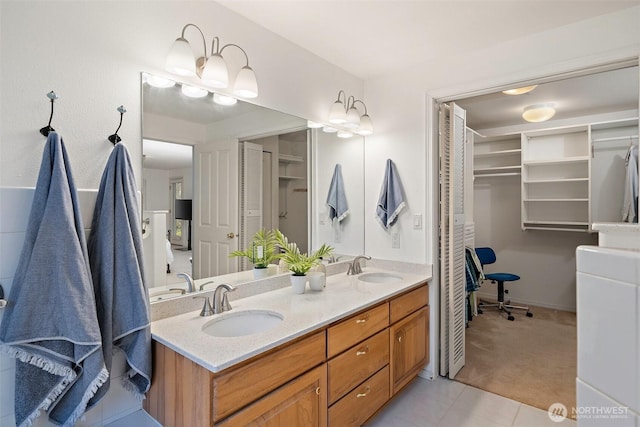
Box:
[390,283,428,324]
[328,329,389,404]
[328,365,390,427]
[212,331,326,423]
[327,303,389,358]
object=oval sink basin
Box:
[358,272,403,284]
[202,310,283,338]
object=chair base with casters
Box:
[475,247,533,321]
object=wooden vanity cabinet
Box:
[146,282,429,427]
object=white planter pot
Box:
[290,274,307,294]
[253,267,269,279]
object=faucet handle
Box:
[221,293,232,312]
[199,280,215,291]
[193,296,214,317]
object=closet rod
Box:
[592,135,638,143]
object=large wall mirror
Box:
[141,73,365,296]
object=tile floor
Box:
[365,376,577,427]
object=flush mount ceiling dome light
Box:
[324,90,373,136]
[522,103,556,123]
[166,23,258,98]
[502,85,538,95]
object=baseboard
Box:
[474,291,576,313]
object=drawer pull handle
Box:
[356,314,369,324]
[398,334,403,343]
[356,346,369,356]
[315,387,320,396]
[356,386,371,398]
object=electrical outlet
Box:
[319,213,325,225]
[392,231,400,248]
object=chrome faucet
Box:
[347,255,371,275]
[176,272,195,293]
[213,284,236,314]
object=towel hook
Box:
[39,91,59,137]
[108,105,127,145]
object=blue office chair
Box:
[475,247,532,321]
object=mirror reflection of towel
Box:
[326,164,350,223]
[376,159,406,229]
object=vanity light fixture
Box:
[307,120,324,128]
[522,103,556,122]
[213,93,237,106]
[166,23,258,98]
[502,85,538,95]
[181,84,208,98]
[326,90,374,136]
[322,125,337,133]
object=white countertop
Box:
[151,267,431,373]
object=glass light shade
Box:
[146,75,176,88]
[201,54,229,88]
[181,84,208,98]
[522,103,556,122]
[337,130,353,138]
[307,120,324,128]
[328,101,347,124]
[344,106,361,129]
[355,114,373,136]
[322,126,337,133]
[213,93,237,105]
[166,37,196,77]
[502,85,538,95]
[234,66,258,98]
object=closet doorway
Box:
[438,61,639,413]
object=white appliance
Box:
[576,228,640,426]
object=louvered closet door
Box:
[439,102,467,379]
[239,141,264,270]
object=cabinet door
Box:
[390,307,429,395]
[217,364,327,427]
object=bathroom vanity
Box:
[144,267,431,426]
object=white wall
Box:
[0,1,363,425]
[363,6,639,377]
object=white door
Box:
[194,138,239,278]
[239,141,264,271]
[439,102,467,379]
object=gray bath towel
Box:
[0,132,108,427]
[87,143,151,404]
[375,159,406,229]
[326,164,350,223]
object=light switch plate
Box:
[413,214,422,229]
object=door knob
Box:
[227,232,237,239]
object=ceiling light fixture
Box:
[522,103,556,122]
[166,23,258,98]
[326,90,374,136]
[502,85,538,95]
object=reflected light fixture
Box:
[213,93,237,106]
[166,23,258,98]
[181,84,208,98]
[325,90,374,136]
[502,85,538,95]
[522,103,556,122]
[145,74,176,88]
[307,120,323,128]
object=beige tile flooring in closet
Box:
[365,376,577,427]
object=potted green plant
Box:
[229,228,280,278]
[275,230,333,293]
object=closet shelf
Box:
[474,149,521,158]
[279,175,304,180]
[523,156,589,166]
[474,172,520,178]
[279,154,304,163]
[523,198,589,202]
[474,166,521,173]
[524,178,589,184]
